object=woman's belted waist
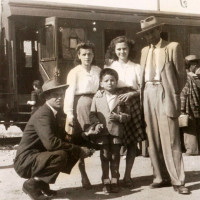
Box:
[145,80,162,85]
[75,93,94,97]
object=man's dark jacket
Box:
[14,104,81,179]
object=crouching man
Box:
[14,79,93,200]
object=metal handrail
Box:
[39,63,50,80]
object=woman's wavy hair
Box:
[74,41,96,66]
[105,36,136,66]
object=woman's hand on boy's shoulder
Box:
[118,91,139,102]
[94,90,104,98]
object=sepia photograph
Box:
[0,0,200,199]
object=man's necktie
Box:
[145,46,156,81]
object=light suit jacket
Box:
[89,92,131,138]
[140,40,187,118]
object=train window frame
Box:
[39,25,56,62]
[23,40,33,68]
[189,32,200,56]
[69,37,78,49]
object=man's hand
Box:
[109,112,120,122]
[80,147,95,158]
[94,90,103,98]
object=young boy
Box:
[89,68,131,193]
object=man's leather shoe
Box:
[22,179,49,200]
[173,185,190,194]
[150,180,171,189]
[39,181,57,197]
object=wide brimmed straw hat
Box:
[136,16,165,36]
[41,79,68,97]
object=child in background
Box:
[89,68,131,193]
[27,80,44,114]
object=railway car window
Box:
[40,25,55,61]
[60,27,85,60]
[23,41,32,68]
[189,33,200,56]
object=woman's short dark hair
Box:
[100,68,118,82]
[105,36,136,66]
[74,41,96,66]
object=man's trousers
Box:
[143,83,185,186]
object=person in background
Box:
[137,16,190,194]
[104,36,145,188]
[27,80,44,114]
[64,41,101,189]
[14,79,93,200]
[89,68,131,193]
[180,55,200,155]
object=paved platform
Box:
[0,150,200,200]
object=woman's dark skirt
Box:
[117,88,146,145]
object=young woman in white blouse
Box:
[105,36,145,188]
[64,41,101,189]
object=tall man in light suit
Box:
[137,16,190,194]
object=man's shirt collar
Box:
[150,38,162,49]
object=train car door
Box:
[38,17,59,82]
[15,23,40,106]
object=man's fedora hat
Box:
[136,16,165,35]
[185,55,200,62]
[41,79,68,97]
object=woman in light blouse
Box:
[64,41,101,189]
[105,36,145,187]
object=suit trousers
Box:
[14,150,79,184]
[143,83,185,186]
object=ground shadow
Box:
[51,175,153,200]
[185,171,200,191]
[50,171,200,199]
[0,164,13,169]
[52,183,143,200]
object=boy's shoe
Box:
[102,183,111,193]
[110,183,120,193]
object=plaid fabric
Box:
[181,74,200,118]
[117,88,146,145]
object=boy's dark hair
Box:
[100,68,118,82]
[33,80,42,89]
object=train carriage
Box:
[0,0,200,128]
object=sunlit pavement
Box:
[0,150,200,200]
